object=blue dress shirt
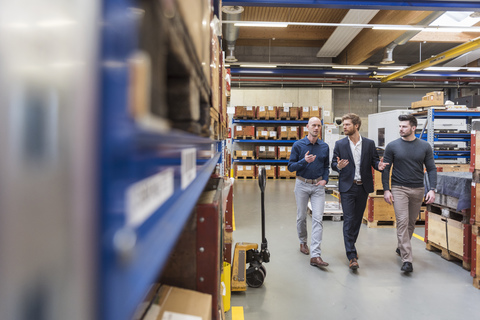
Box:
[288,136,330,183]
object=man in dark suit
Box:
[331,113,387,270]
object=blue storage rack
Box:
[100,1,221,319]
[415,108,480,160]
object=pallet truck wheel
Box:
[246,267,265,288]
[260,265,267,278]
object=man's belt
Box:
[353,180,363,185]
[297,176,323,184]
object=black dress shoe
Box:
[401,262,413,273]
[396,248,401,256]
[349,258,359,270]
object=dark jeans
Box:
[340,184,368,260]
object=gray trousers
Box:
[391,186,424,263]
[294,179,326,258]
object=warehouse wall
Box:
[333,88,378,136]
[378,88,428,112]
[230,88,334,123]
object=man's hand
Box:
[378,157,389,171]
[336,156,349,170]
[384,190,394,205]
[425,190,435,204]
[316,180,327,187]
[305,150,316,163]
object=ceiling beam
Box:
[238,27,334,41]
[334,10,433,65]
[222,0,480,11]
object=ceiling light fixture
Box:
[234,22,288,27]
[372,26,424,31]
[332,66,370,69]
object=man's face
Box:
[307,118,322,137]
[399,120,415,137]
[343,119,357,136]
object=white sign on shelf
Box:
[181,148,196,190]
[126,168,174,228]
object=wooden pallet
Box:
[323,214,343,222]
[233,156,255,160]
[425,240,471,271]
[363,218,396,228]
[256,137,277,140]
[234,135,255,140]
[277,137,297,140]
[277,176,296,179]
[474,276,480,289]
[235,175,255,180]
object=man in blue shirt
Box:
[288,117,330,268]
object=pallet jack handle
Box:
[258,167,270,263]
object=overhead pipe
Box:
[381,36,480,82]
[222,6,244,62]
[380,11,445,64]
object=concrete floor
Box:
[226,179,480,320]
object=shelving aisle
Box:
[227,179,480,320]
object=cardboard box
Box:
[299,106,310,119]
[256,106,277,119]
[256,145,277,159]
[277,165,296,178]
[235,164,255,178]
[234,150,254,159]
[256,126,276,139]
[234,125,255,139]
[148,285,212,320]
[257,164,277,178]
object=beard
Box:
[400,128,414,137]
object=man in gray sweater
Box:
[382,114,437,273]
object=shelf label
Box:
[312,106,319,111]
[259,106,265,112]
[236,125,242,131]
[246,106,253,111]
[241,151,247,156]
[303,107,309,112]
[238,166,244,171]
[279,146,286,151]
[268,106,274,110]
[259,146,265,151]
[283,107,289,112]
[281,126,287,131]
[181,148,197,190]
[126,168,174,228]
[281,166,286,171]
[291,127,297,131]
[268,146,275,152]
[246,166,252,170]
[269,131,277,137]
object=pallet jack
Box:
[231,167,270,291]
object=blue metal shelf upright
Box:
[100,1,220,320]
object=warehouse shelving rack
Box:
[232,119,308,164]
[414,108,480,160]
[100,0,223,320]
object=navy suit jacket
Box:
[331,137,381,194]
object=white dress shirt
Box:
[348,136,362,181]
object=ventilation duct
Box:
[222,6,244,62]
[380,11,445,64]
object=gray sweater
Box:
[382,138,437,190]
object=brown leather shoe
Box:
[310,256,329,267]
[349,258,359,270]
[300,243,309,255]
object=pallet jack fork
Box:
[232,167,270,291]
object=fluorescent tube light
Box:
[378,66,407,70]
[373,26,424,31]
[234,22,288,28]
[424,67,461,71]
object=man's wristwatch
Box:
[430,188,437,192]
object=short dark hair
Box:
[398,114,417,127]
[342,113,361,130]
